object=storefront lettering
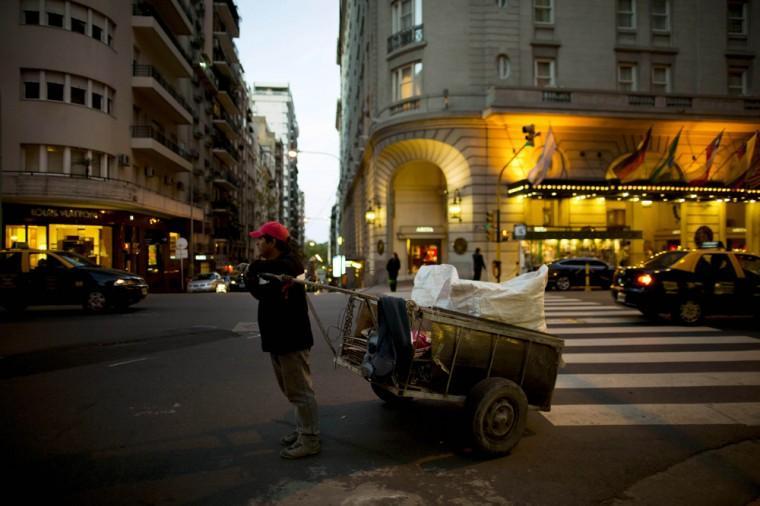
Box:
[30,208,100,220]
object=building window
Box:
[727,1,748,35]
[46,73,65,101]
[497,54,511,79]
[392,62,423,101]
[92,91,103,111]
[22,5,40,25]
[534,0,553,24]
[70,76,87,105]
[534,58,556,88]
[46,146,64,173]
[22,145,40,172]
[618,63,637,91]
[46,0,64,27]
[92,22,104,42]
[22,70,40,99]
[70,148,89,176]
[651,0,670,31]
[617,0,636,29]
[728,67,748,96]
[391,0,421,33]
[496,0,508,7]
[651,65,671,93]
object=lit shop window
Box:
[49,224,112,267]
[4,225,47,250]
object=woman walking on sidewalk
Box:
[246,221,320,459]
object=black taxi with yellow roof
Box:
[0,246,148,313]
[611,242,760,324]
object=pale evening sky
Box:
[237,1,341,243]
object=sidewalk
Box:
[359,279,413,299]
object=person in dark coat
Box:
[473,248,487,280]
[386,252,401,292]
[246,221,320,459]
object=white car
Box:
[187,272,227,293]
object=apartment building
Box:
[0,0,259,290]
[337,0,760,286]
[252,83,304,244]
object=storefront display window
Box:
[409,239,440,273]
[4,225,47,249]
[48,224,112,267]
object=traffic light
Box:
[485,210,500,242]
[522,124,538,147]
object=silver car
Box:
[187,272,227,293]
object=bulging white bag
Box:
[449,265,549,332]
[411,264,459,309]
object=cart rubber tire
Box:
[467,377,528,456]
[370,383,406,405]
[555,276,571,291]
[672,299,703,325]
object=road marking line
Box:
[233,322,259,333]
[541,402,760,426]
[555,372,760,389]
[108,357,150,368]
[564,336,759,347]
[563,350,760,363]
[550,326,719,335]
[548,317,646,325]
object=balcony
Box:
[211,170,237,191]
[133,2,193,77]
[485,86,760,119]
[1,171,203,220]
[387,24,424,54]
[389,97,421,115]
[213,26,240,67]
[212,108,241,140]
[217,80,242,116]
[145,0,193,35]
[214,0,240,38]
[132,64,193,124]
[131,125,193,172]
[212,135,238,166]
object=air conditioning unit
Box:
[144,167,155,177]
[118,154,130,166]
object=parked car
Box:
[0,248,148,313]
[611,247,760,324]
[228,263,248,291]
[187,272,227,293]
[546,257,615,290]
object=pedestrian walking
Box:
[245,221,320,459]
[386,252,401,292]
[472,248,486,280]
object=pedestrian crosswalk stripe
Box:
[550,326,719,335]
[548,317,646,325]
[555,372,760,389]
[545,310,641,316]
[563,350,760,363]
[563,336,759,347]
[544,297,583,301]
[541,402,760,426]
[544,304,604,309]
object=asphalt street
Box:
[1,286,759,505]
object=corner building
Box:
[1,0,256,290]
[337,0,760,286]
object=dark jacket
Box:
[246,253,313,354]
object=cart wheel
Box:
[466,378,528,455]
[370,383,406,405]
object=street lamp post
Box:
[493,125,539,282]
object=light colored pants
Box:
[270,350,320,441]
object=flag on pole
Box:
[610,127,652,181]
[649,127,683,182]
[690,130,724,184]
[527,127,557,185]
[730,131,759,188]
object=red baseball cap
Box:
[248,221,289,242]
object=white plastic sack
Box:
[448,265,549,332]
[411,264,459,309]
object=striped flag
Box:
[649,128,683,182]
[690,130,725,184]
[527,127,557,185]
[611,127,652,181]
[730,132,759,188]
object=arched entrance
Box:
[391,161,447,276]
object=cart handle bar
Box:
[258,273,380,301]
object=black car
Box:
[228,263,249,291]
[546,257,615,290]
[611,248,760,324]
[0,248,148,313]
